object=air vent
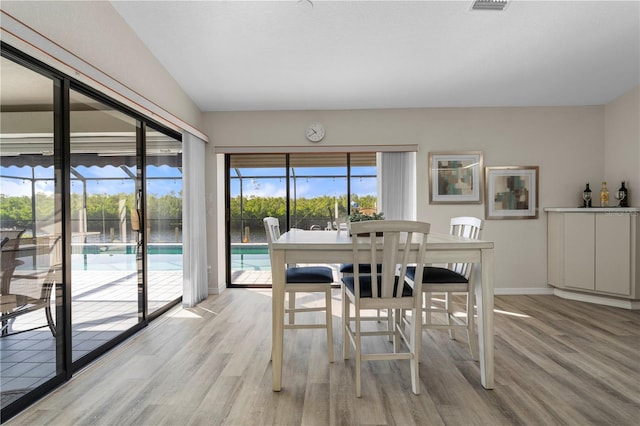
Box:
[472,0,508,11]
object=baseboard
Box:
[493,287,554,296]
[490,287,639,309]
[552,288,640,309]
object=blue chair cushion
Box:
[339,263,383,274]
[406,266,468,284]
[342,275,413,298]
[286,266,334,283]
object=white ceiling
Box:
[110,0,640,112]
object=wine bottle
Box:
[618,182,629,207]
[582,183,592,207]
[600,181,609,207]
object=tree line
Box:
[0,192,183,229]
[2,192,376,230]
[230,194,377,222]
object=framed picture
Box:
[428,151,483,204]
[485,166,539,219]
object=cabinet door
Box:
[595,214,631,296]
[547,212,563,287]
[564,213,595,290]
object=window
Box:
[227,153,377,286]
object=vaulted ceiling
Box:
[110,1,639,112]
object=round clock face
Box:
[305,123,325,142]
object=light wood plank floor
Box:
[7,289,640,426]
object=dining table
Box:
[269,227,495,391]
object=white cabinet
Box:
[546,208,639,302]
[563,213,595,291]
[595,214,633,295]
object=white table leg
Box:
[271,248,285,391]
[476,248,495,389]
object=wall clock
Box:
[305,122,325,142]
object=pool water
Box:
[69,243,272,272]
[231,253,271,271]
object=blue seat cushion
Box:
[342,275,413,298]
[406,266,468,284]
[339,263,383,274]
[286,266,334,283]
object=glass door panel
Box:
[289,153,347,230]
[229,154,286,285]
[0,56,60,409]
[69,89,139,361]
[349,153,378,215]
[145,128,183,314]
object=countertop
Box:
[544,207,640,213]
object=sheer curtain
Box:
[182,131,208,307]
[377,152,416,220]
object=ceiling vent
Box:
[472,0,508,11]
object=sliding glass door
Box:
[226,152,377,286]
[0,54,62,410]
[0,46,184,420]
[68,89,141,362]
[146,128,183,315]
[229,155,286,285]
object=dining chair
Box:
[339,263,389,326]
[342,219,430,397]
[263,217,335,362]
[407,216,483,360]
[339,222,387,324]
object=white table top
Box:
[272,228,494,250]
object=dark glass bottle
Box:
[582,183,592,207]
[618,182,629,207]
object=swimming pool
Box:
[231,243,270,271]
[70,243,271,272]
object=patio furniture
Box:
[1,232,60,337]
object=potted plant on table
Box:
[346,211,384,235]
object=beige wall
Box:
[204,105,609,293]
[204,92,638,293]
[1,0,203,131]
[604,86,640,202]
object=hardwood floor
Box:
[7,289,640,425]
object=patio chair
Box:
[1,233,60,337]
[263,217,335,362]
[342,219,430,396]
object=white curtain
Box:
[377,152,416,220]
[182,131,208,307]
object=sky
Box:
[230,166,377,199]
[1,165,182,197]
[1,165,376,199]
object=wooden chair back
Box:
[349,220,430,301]
[263,217,281,245]
[448,216,483,278]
